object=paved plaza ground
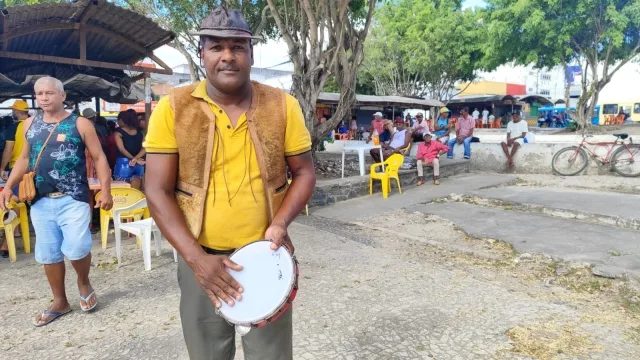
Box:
[2,173,640,359]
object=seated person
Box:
[501,112,528,169]
[416,131,449,186]
[411,113,428,142]
[447,107,475,159]
[434,108,451,144]
[370,118,411,163]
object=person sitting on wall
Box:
[416,130,449,186]
[434,108,452,144]
[447,107,475,159]
[411,113,428,142]
[501,112,528,169]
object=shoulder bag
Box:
[18,121,61,202]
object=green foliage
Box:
[486,0,640,128]
[360,0,486,99]
[1,0,59,7]
[324,74,376,95]
[124,0,277,55]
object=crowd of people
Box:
[356,105,528,185]
[0,100,148,261]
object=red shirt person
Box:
[416,130,449,186]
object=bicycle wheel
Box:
[551,146,589,176]
[612,144,640,177]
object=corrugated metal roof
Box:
[0,0,175,102]
[318,93,443,108]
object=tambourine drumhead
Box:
[218,240,295,325]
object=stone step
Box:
[410,201,640,279]
[461,186,640,231]
[310,160,471,208]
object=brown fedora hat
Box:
[192,7,263,40]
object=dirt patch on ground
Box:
[356,210,640,358]
[505,320,602,359]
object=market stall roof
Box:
[318,93,443,108]
[517,95,554,105]
[0,0,175,103]
[447,94,517,104]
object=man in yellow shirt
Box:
[1,100,29,181]
[144,8,315,360]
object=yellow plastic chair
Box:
[369,154,405,198]
[399,143,412,156]
[95,187,147,249]
[2,201,31,262]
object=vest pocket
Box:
[175,188,193,197]
[274,181,288,194]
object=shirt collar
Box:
[191,81,220,109]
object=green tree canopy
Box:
[360,0,486,101]
[486,0,640,127]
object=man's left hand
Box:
[95,191,113,211]
[265,222,294,254]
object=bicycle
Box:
[551,133,640,177]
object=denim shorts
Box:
[31,195,92,264]
[113,157,145,180]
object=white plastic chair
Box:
[113,198,178,271]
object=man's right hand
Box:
[0,189,13,211]
[188,253,244,308]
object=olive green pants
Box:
[177,257,293,360]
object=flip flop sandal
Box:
[80,291,98,312]
[33,308,72,327]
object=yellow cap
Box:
[11,100,29,112]
[439,107,450,114]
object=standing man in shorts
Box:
[143,8,315,360]
[501,112,528,168]
[0,76,113,326]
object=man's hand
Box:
[189,254,244,308]
[266,222,294,254]
[129,158,137,167]
[94,191,113,211]
[0,189,13,211]
[135,159,146,166]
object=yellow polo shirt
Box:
[143,81,312,250]
[8,120,26,168]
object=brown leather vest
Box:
[169,81,289,239]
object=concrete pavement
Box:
[311,173,515,222]
[472,186,640,220]
[410,202,640,277]
[313,173,640,278]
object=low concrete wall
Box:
[324,134,623,175]
[310,160,470,207]
[467,143,614,175]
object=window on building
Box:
[603,104,619,114]
[634,103,640,114]
[528,88,534,92]
[541,74,551,81]
[540,89,551,95]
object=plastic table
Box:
[341,142,384,178]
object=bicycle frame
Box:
[572,136,635,164]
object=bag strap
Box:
[32,120,62,171]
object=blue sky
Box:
[463,0,487,9]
